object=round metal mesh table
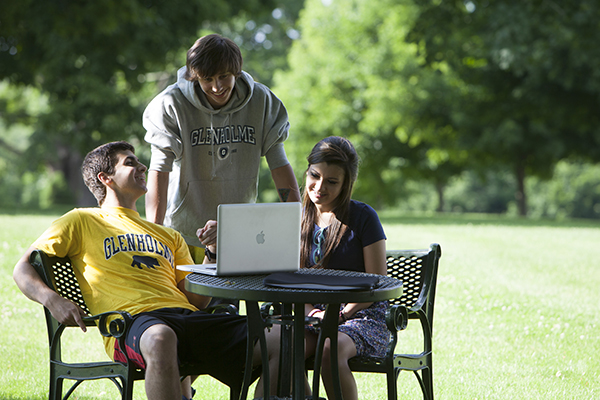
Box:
[185,268,403,304]
[185,269,402,400]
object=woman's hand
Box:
[307,308,325,320]
[307,308,350,324]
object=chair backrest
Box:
[385,243,441,328]
[29,250,91,316]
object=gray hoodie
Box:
[143,67,291,245]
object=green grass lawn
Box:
[1,211,598,399]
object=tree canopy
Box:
[274,0,466,208]
[1,0,279,149]
[407,0,600,214]
[275,0,600,214]
[1,0,599,217]
[0,0,279,205]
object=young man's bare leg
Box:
[140,324,181,400]
[180,376,195,399]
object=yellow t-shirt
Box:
[33,206,196,358]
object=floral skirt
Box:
[306,301,389,358]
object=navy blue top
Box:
[309,200,386,272]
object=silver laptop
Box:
[177,202,301,276]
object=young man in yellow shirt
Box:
[13,141,269,400]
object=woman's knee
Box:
[321,334,356,366]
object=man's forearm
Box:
[13,247,54,306]
[177,279,212,310]
[146,170,170,224]
[13,247,88,330]
[271,164,301,202]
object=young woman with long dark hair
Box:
[301,136,388,400]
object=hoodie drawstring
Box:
[210,113,216,179]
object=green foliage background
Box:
[1,0,599,219]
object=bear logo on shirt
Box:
[131,255,159,270]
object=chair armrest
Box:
[204,303,239,315]
[260,301,284,317]
[260,302,293,329]
[385,304,408,332]
[83,311,133,339]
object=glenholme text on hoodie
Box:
[143,67,291,246]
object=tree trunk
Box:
[58,144,96,207]
[515,162,527,216]
[435,181,445,212]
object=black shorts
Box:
[113,307,248,385]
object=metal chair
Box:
[346,243,442,400]
[29,249,249,400]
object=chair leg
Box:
[120,376,134,400]
[422,367,434,400]
[386,368,399,400]
[49,376,62,400]
[50,375,132,400]
[413,369,434,400]
[229,385,241,400]
[63,380,86,400]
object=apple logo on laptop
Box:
[256,231,265,244]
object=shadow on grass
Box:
[378,210,600,228]
[0,394,47,400]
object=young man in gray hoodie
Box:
[143,34,300,261]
